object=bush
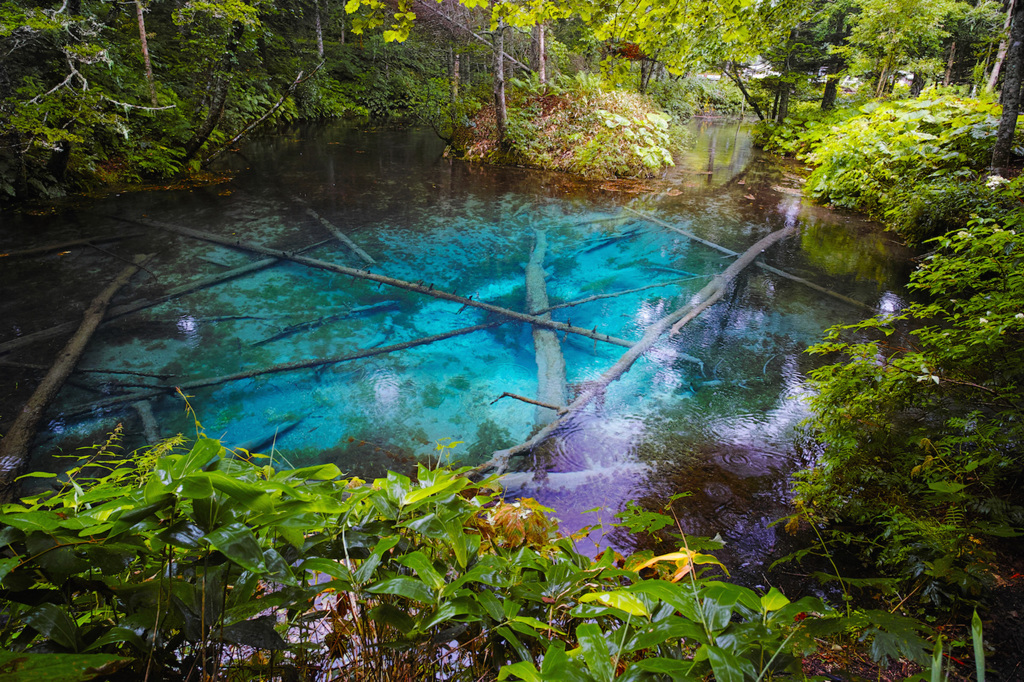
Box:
[755,93,1014,244]
[794,213,1024,604]
[463,73,685,179]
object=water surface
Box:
[0,120,913,575]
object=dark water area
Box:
[0,119,914,584]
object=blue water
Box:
[0,120,913,570]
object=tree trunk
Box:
[314,0,325,58]
[181,21,244,166]
[450,47,460,101]
[993,0,1024,170]
[724,63,765,121]
[530,23,546,85]
[525,229,567,426]
[821,73,839,110]
[910,72,926,96]
[0,255,151,502]
[776,82,790,123]
[988,0,1016,92]
[621,206,877,314]
[944,41,957,86]
[135,0,158,105]
[493,20,508,148]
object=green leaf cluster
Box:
[794,213,1024,604]
[0,431,930,679]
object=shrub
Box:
[794,214,1024,604]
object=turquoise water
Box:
[0,120,913,570]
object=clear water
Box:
[0,120,913,573]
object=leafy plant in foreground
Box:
[0,423,940,680]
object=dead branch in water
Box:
[60,321,505,419]
[0,233,143,259]
[0,254,153,501]
[490,392,567,414]
[477,225,797,475]
[622,206,877,314]
[116,217,642,350]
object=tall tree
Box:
[992,0,1024,170]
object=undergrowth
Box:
[461,73,688,179]
[753,91,1021,244]
[0,415,952,681]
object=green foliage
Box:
[0,422,933,679]
[794,215,1024,604]
[756,92,1016,244]
[648,76,745,121]
[467,74,683,179]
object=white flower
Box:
[980,318,989,324]
[1016,313,1024,320]
[986,175,1008,189]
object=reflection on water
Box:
[0,120,915,575]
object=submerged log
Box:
[132,400,160,443]
[0,239,331,357]
[622,206,877,314]
[490,392,567,413]
[300,202,377,266]
[0,254,152,501]
[525,228,568,426]
[478,225,797,475]
[0,233,143,259]
[61,321,505,419]
[119,217,641,350]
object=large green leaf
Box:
[395,550,445,592]
[366,576,437,603]
[204,522,267,572]
[706,645,757,682]
[576,622,614,682]
[23,603,81,651]
[579,590,650,617]
[0,652,127,682]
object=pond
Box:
[0,119,914,577]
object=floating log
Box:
[61,321,506,419]
[117,217,640,351]
[622,206,877,314]
[525,228,567,426]
[0,233,143,259]
[298,201,377,265]
[0,239,331,357]
[478,225,797,475]
[0,254,152,501]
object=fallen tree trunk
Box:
[297,200,377,265]
[477,225,797,475]
[0,233,143,259]
[61,321,505,419]
[622,206,877,314]
[525,228,567,426]
[117,217,641,350]
[0,360,175,380]
[0,254,152,501]
[0,239,331,357]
